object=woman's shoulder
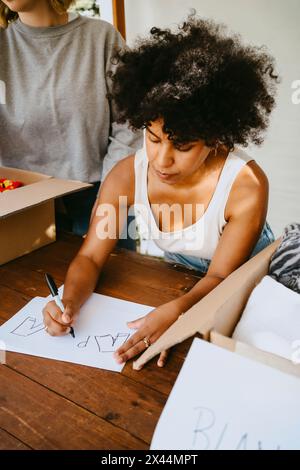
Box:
[81,16,123,40]
[237,159,269,191]
[230,147,268,189]
[101,155,135,205]
[80,17,125,55]
[104,154,135,182]
[225,150,269,219]
[113,154,135,171]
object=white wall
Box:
[97,0,113,24]
[125,0,300,236]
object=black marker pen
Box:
[45,273,75,338]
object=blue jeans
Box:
[164,221,275,274]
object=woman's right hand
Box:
[42,300,79,336]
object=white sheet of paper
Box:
[0,293,153,372]
[151,338,300,450]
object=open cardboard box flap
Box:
[0,166,93,265]
[133,238,282,370]
[0,166,51,184]
[210,330,300,378]
[0,176,92,218]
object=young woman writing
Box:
[43,16,278,368]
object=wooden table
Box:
[0,233,201,450]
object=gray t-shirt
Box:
[0,15,142,182]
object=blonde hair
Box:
[0,0,75,28]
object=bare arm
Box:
[174,160,269,312]
[43,156,135,335]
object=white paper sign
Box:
[0,293,153,372]
[151,338,300,450]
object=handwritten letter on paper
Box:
[151,338,300,450]
[0,293,153,372]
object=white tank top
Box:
[134,146,254,260]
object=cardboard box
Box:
[133,238,300,377]
[0,166,92,265]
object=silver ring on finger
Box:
[143,336,151,348]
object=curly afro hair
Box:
[108,14,279,149]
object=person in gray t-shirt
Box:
[0,0,142,235]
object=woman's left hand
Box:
[114,300,183,369]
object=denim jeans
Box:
[164,221,275,274]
